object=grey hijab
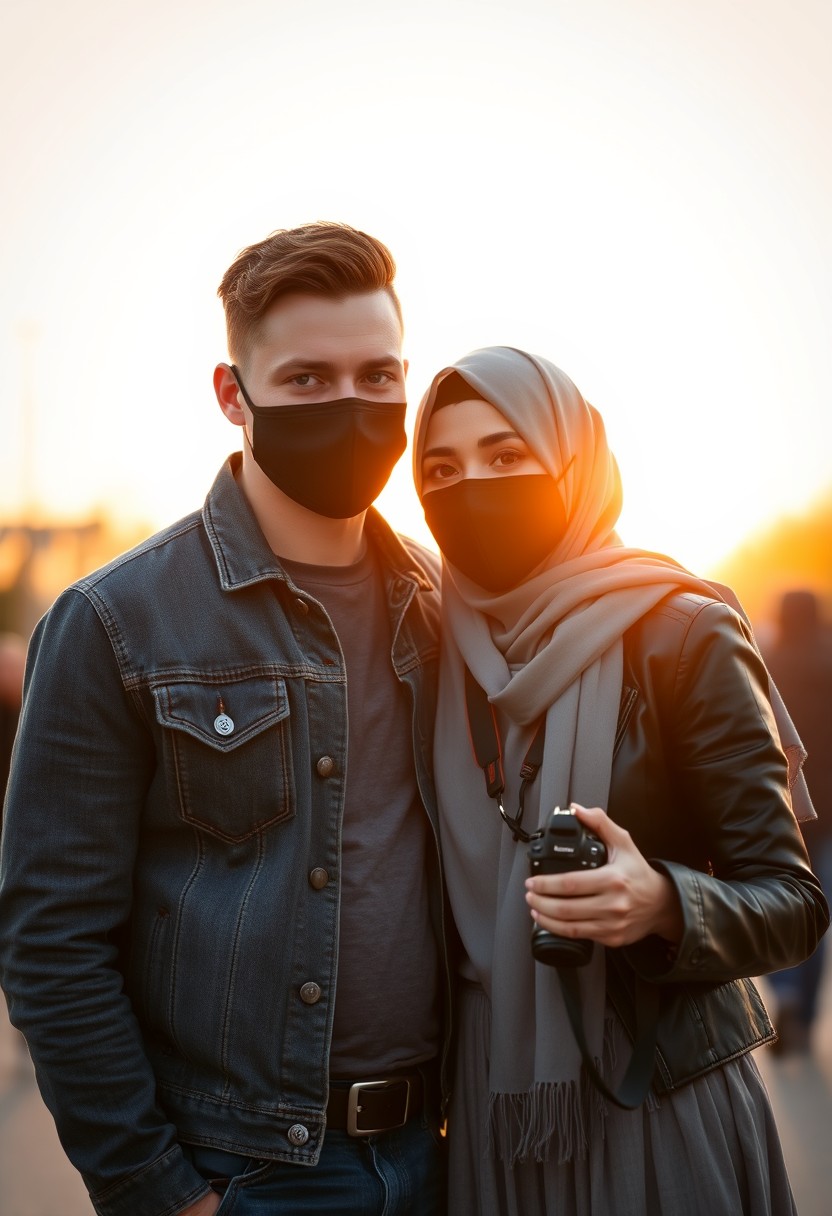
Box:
[413,347,808,1163]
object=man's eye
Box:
[289,374,319,387]
[365,371,394,386]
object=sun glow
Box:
[1,0,830,598]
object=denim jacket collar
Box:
[203,455,436,595]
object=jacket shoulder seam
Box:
[75,515,203,592]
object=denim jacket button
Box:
[309,867,329,890]
[213,713,235,736]
[300,982,322,1004]
[316,756,335,778]
[287,1123,309,1146]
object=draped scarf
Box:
[412,347,806,1163]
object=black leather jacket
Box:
[605,592,828,1092]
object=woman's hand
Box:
[524,804,683,948]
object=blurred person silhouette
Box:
[0,632,26,814]
[765,590,832,1054]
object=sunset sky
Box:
[1,0,830,575]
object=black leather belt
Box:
[326,1068,431,1137]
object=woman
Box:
[412,346,828,1216]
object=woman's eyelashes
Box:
[422,459,461,487]
[422,446,533,487]
[491,447,525,469]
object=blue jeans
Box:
[182,1116,445,1215]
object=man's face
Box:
[236,289,406,417]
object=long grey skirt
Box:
[448,983,796,1216]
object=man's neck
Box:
[237,451,368,566]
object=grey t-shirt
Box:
[281,543,440,1075]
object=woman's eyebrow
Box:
[477,430,523,448]
[423,431,524,461]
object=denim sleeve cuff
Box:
[88,1145,212,1216]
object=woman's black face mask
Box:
[422,473,569,592]
[231,366,407,519]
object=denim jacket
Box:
[0,457,447,1216]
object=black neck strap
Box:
[464,667,545,842]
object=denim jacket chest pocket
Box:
[153,675,295,842]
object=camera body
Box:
[528,807,607,967]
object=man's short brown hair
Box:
[217,222,402,364]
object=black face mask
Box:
[422,474,569,592]
[231,366,407,519]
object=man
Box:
[0,223,448,1216]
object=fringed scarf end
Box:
[487,1070,608,1165]
[487,1012,658,1163]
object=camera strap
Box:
[464,666,546,842]
[464,666,660,1109]
[557,967,659,1110]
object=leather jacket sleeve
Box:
[617,596,829,985]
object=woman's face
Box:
[420,397,547,495]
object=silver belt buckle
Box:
[346,1077,412,1137]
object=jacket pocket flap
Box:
[153,676,290,752]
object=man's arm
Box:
[0,589,212,1216]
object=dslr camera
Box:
[528,807,607,967]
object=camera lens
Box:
[531,925,594,968]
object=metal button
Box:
[316,756,335,778]
[309,867,329,890]
[214,713,235,736]
[295,598,309,615]
[287,1123,309,1146]
[300,982,322,1004]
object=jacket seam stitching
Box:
[221,832,267,1090]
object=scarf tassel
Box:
[486,1013,658,1164]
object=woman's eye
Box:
[493,449,523,468]
[424,462,458,483]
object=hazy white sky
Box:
[1,0,830,572]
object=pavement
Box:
[2,978,832,1216]
[0,1005,92,1216]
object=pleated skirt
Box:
[448,983,797,1216]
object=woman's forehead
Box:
[424,397,517,447]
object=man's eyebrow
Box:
[272,355,402,374]
[358,355,403,370]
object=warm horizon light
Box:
[1,0,830,580]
